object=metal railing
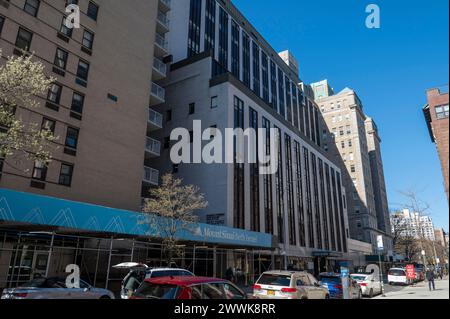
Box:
[148,108,163,128]
[143,166,159,185]
[154,33,168,50]
[157,12,170,28]
[146,137,161,156]
[151,82,165,101]
[153,58,167,76]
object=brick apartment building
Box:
[423,86,449,202]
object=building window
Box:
[188,103,195,115]
[252,42,260,96]
[59,163,74,186]
[233,96,245,230]
[331,168,343,252]
[348,139,353,147]
[82,29,94,49]
[218,7,229,68]
[54,48,69,70]
[76,60,90,81]
[249,107,260,232]
[211,96,218,109]
[285,134,296,245]
[231,20,240,79]
[60,16,73,37]
[285,78,292,124]
[261,52,269,103]
[32,160,47,181]
[275,127,285,244]
[188,0,202,57]
[47,83,62,104]
[325,163,336,251]
[350,165,356,173]
[0,16,4,35]
[319,158,330,250]
[242,32,251,88]
[15,28,33,51]
[172,164,179,174]
[87,2,99,21]
[71,92,85,114]
[311,153,322,249]
[277,68,285,118]
[436,104,449,119]
[346,125,351,135]
[166,109,172,122]
[262,117,273,235]
[24,0,40,17]
[65,127,79,149]
[204,0,216,52]
[41,118,56,134]
[303,147,314,248]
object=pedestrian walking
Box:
[426,268,436,291]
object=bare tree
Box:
[141,173,208,266]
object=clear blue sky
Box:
[233,0,449,229]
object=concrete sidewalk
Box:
[374,279,449,299]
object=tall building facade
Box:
[0,0,166,211]
[391,209,436,241]
[146,0,351,271]
[423,86,449,202]
[314,84,392,254]
[434,228,448,248]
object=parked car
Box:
[318,273,362,299]
[252,271,329,299]
[388,268,411,286]
[414,266,425,282]
[350,273,382,298]
[131,276,246,299]
[1,277,114,299]
[113,262,194,299]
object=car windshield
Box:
[257,274,291,286]
[389,269,405,276]
[134,283,178,299]
[350,275,368,281]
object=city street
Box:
[375,279,449,299]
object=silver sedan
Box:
[1,277,115,299]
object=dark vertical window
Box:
[218,7,228,68]
[252,42,260,96]
[285,134,296,245]
[277,68,285,117]
[304,98,311,139]
[311,153,322,250]
[309,100,316,142]
[336,172,347,252]
[249,107,260,232]
[231,20,240,78]
[204,0,216,52]
[270,61,277,110]
[59,163,74,186]
[87,2,99,21]
[285,77,292,124]
[325,163,337,251]
[188,0,202,57]
[233,96,245,229]
[331,167,343,252]
[0,16,4,35]
[275,127,284,244]
[314,107,321,147]
[24,0,40,17]
[242,32,250,88]
[319,158,330,251]
[15,28,33,51]
[292,84,299,129]
[303,147,315,248]
[261,52,269,103]
[262,117,273,235]
[32,161,47,181]
[295,141,306,247]
[298,88,305,134]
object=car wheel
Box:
[369,289,374,298]
[357,290,362,299]
[325,294,330,299]
[100,295,111,299]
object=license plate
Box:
[267,290,275,296]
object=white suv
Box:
[113,263,194,299]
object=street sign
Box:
[377,235,384,250]
[406,264,416,280]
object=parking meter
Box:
[340,266,350,299]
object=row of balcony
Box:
[145,0,171,188]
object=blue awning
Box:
[0,188,273,249]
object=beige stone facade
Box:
[0,0,162,211]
